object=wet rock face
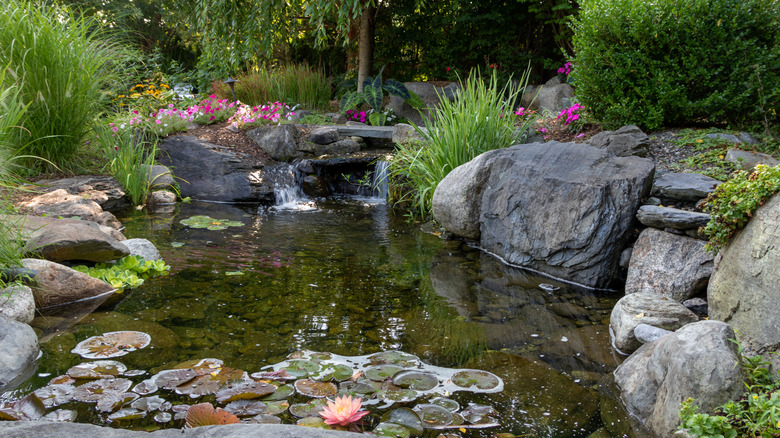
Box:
[22,220,130,263]
[610,292,698,354]
[0,315,39,393]
[434,141,655,288]
[613,321,745,437]
[21,259,115,308]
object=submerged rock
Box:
[434,141,654,288]
[613,321,744,437]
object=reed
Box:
[212,64,331,110]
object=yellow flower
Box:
[753,394,758,399]
[160,84,170,89]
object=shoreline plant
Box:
[0,0,128,171]
[389,68,535,217]
[96,126,158,206]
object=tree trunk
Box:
[356,5,376,92]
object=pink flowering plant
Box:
[228,102,296,129]
[557,102,588,133]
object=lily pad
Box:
[297,416,327,428]
[106,408,145,422]
[180,215,244,231]
[248,414,282,424]
[223,400,267,417]
[294,379,338,398]
[259,384,294,401]
[154,369,197,390]
[412,404,453,428]
[309,352,333,361]
[375,388,418,404]
[174,367,246,398]
[430,397,459,413]
[154,412,173,423]
[250,370,295,381]
[71,331,151,359]
[41,409,77,422]
[461,404,499,424]
[131,396,170,412]
[338,381,376,396]
[278,359,321,379]
[73,378,133,403]
[215,380,276,403]
[368,351,420,368]
[34,384,75,408]
[0,394,46,421]
[49,375,76,385]
[289,398,328,418]
[381,408,424,436]
[184,403,240,427]
[173,358,223,372]
[450,370,501,391]
[67,361,127,379]
[96,392,139,413]
[310,364,354,382]
[263,400,289,415]
[365,364,404,382]
[392,370,438,391]
[374,422,412,438]
[132,378,159,395]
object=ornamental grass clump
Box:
[390,68,534,217]
[96,126,158,206]
[0,0,127,171]
[211,64,331,110]
[571,0,779,132]
[702,164,780,252]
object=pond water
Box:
[10,198,642,437]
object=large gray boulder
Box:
[587,125,649,157]
[434,141,655,288]
[158,136,274,203]
[625,228,714,301]
[652,172,721,202]
[2,215,126,242]
[21,258,115,308]
[708,194,780,369]
[521,77,575,115]
[308,126,340,145]
[247,124,302,162]
[0,423,360,437]
[0,284,35,324]
[0,315,39,392]
[614,321,745,437]
[610,293,699,354]
[22,220,130,263]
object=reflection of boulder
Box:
[30,292,112,342]
[539,325,623,375]
[466,351,600,437]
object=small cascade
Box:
[371,160,390,201]
[265,163,315,211]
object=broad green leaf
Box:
[383,79,411,101]
[340,91,364,113]
[363,84,383,111]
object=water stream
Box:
[10,199,638,437]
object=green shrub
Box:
[211,64,331,110]
[389,69,535,218]
[571,0,780,132]
[0,0,126,170]
[702,164,780,252]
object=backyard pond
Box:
[5,198,638,437]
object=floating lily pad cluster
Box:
[180,215,244,231]
[2,348,502,435]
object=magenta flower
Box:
[319,395,369,426]
[155,119,161,125]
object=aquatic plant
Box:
[180,215,244,231]
[72,255,169,290]
[71,331,152,359]
[319,395,369,426]
[184,403,240,428]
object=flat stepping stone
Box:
[652,172,721,201]
[636,205,710,230]
[335,125,394,139]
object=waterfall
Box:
[265,163,315,211]
[371,160,390,201]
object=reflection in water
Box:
[17,200,641,437]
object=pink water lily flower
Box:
[319,395,369,426]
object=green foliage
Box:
[96,127,158,206]
[340,66,423,117]
[571,0,780,132]
[702,164,780,252]
[389,69,535,217]
[0,0,128,171]
[72,255,170,290]
[210,64,331,110]
[680,352,780,438]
